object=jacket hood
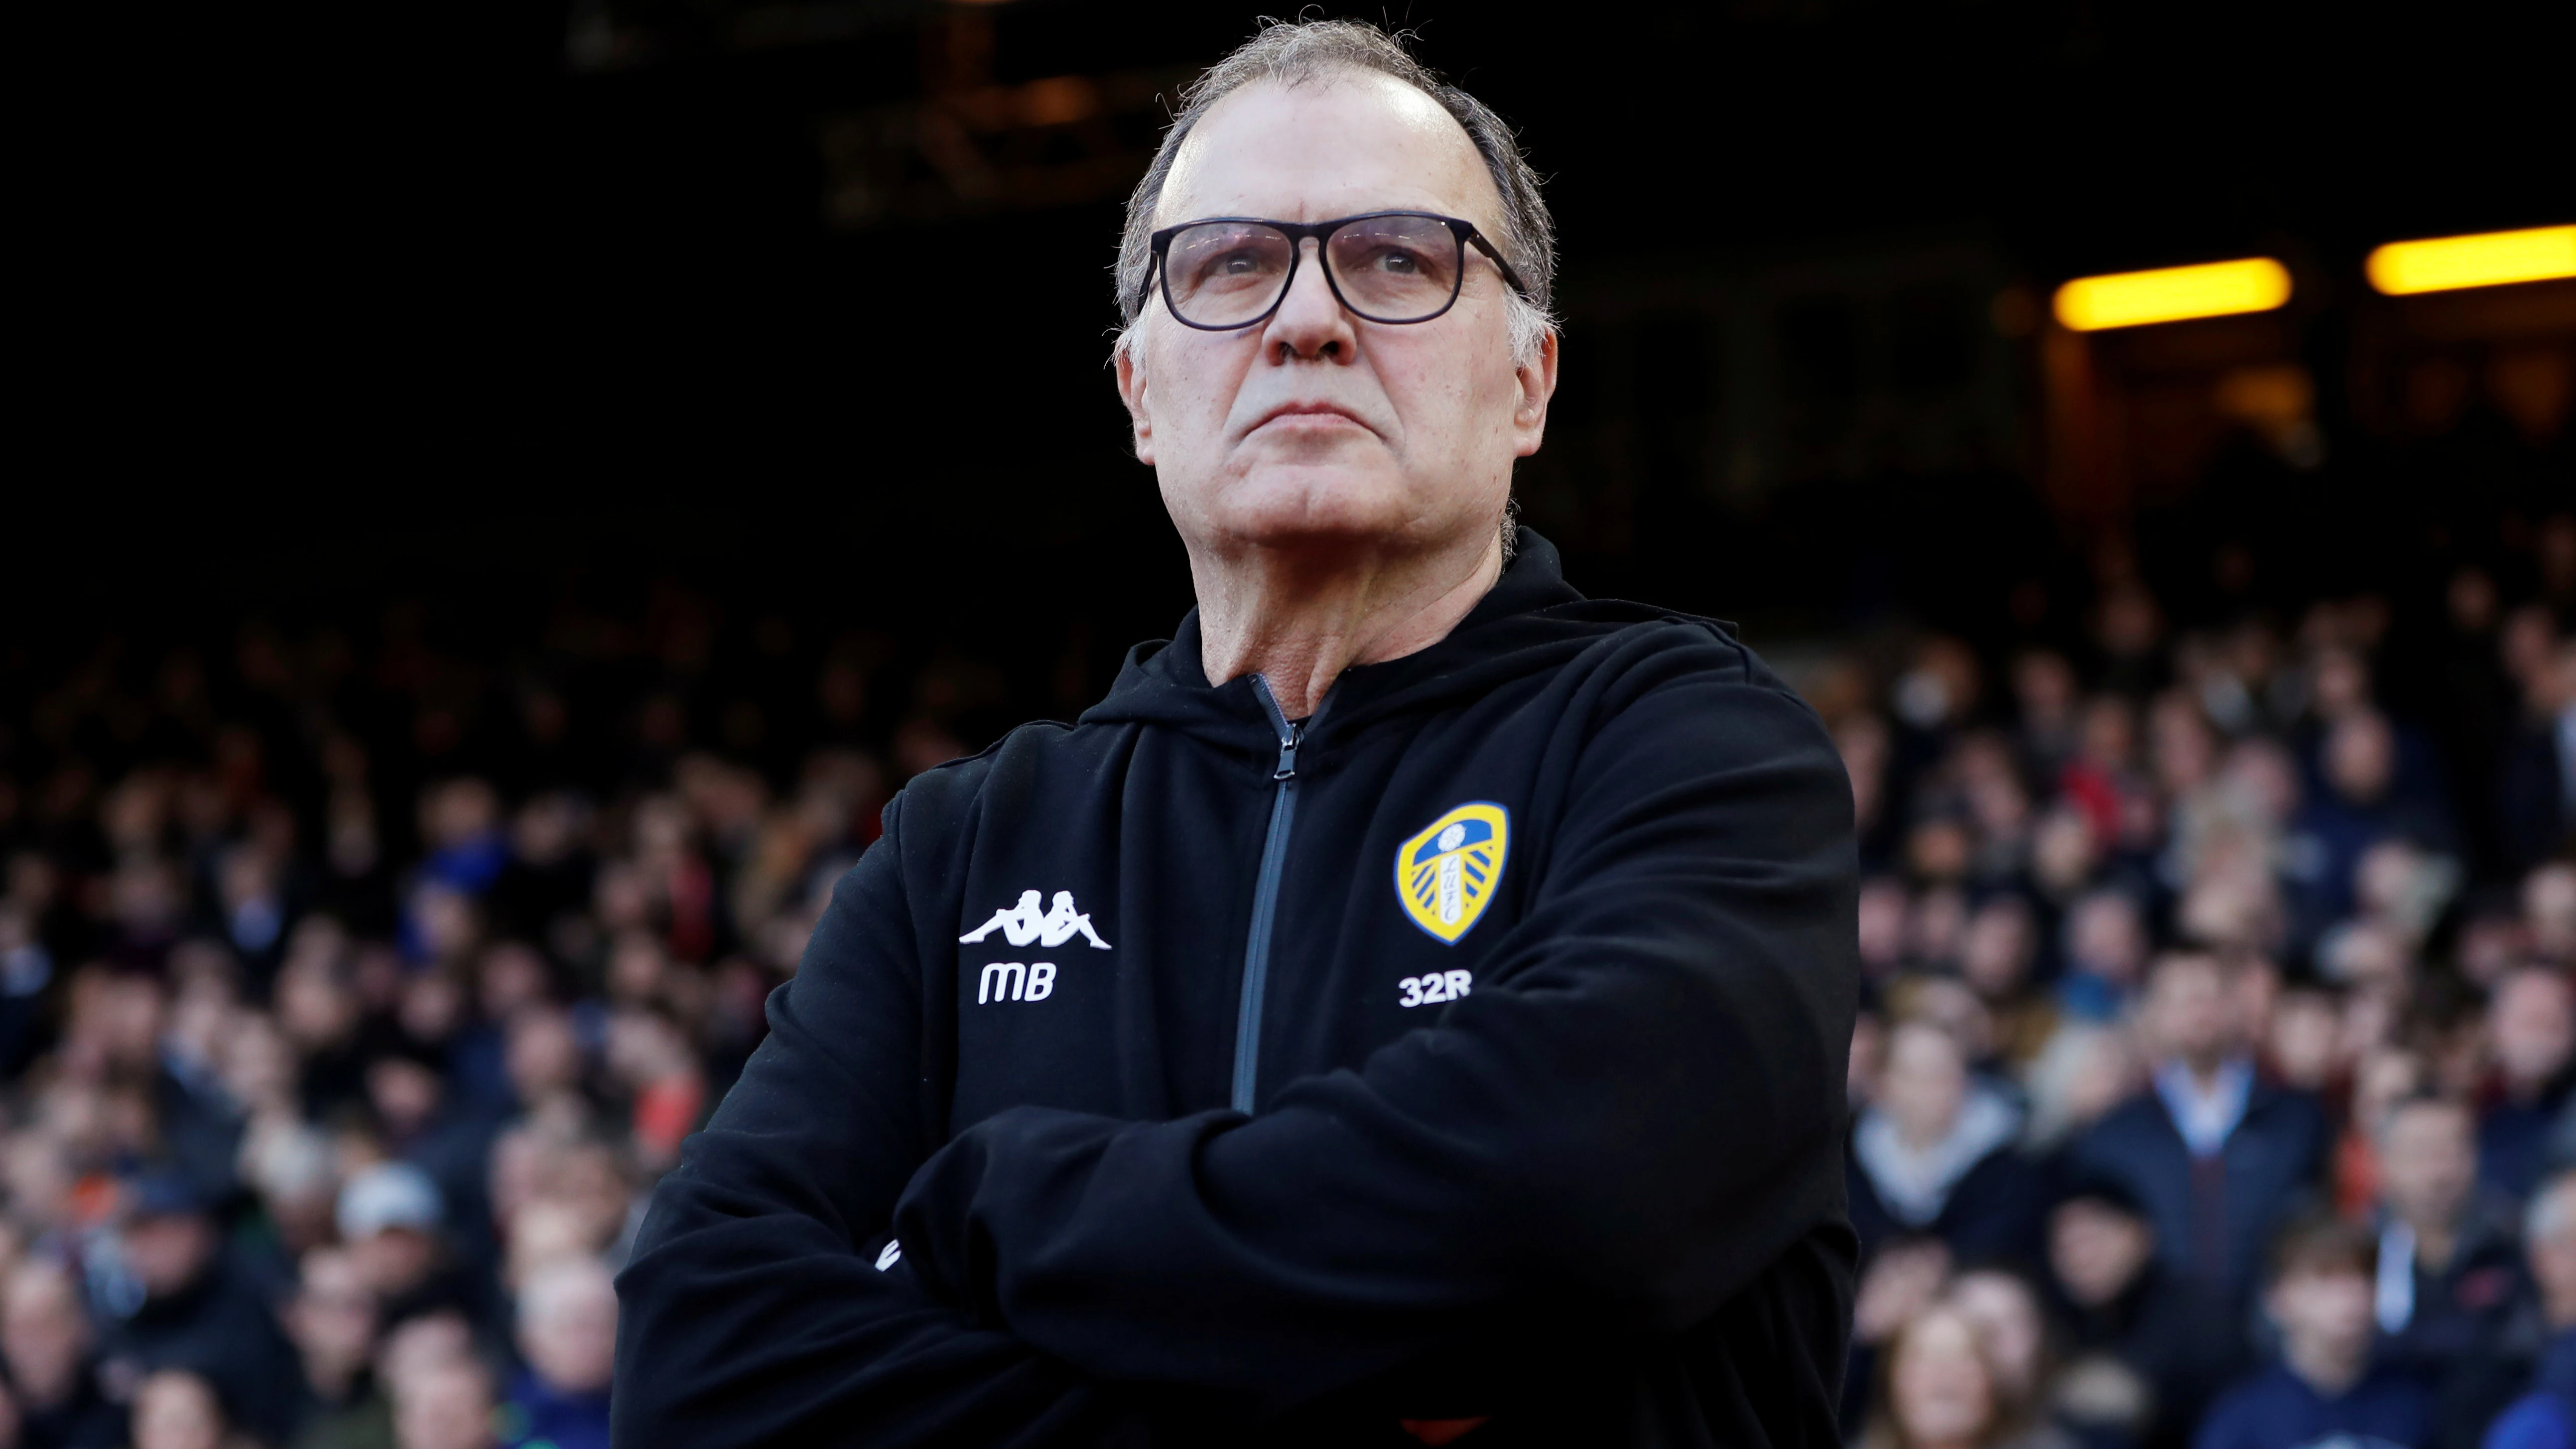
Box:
[1081,528,1727,757]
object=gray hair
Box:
[1113,19,1558,365]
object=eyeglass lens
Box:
[1162,215,1465,328]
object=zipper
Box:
[1233,675,1318,1114]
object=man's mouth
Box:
[1248,401,1375,437]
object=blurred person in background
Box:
[2069,953,2326,1327]
[390,1355,495,1449]
[129,1368,259,1449]
[1862,1304,2063,1449]
[336,1163,479,1333]
[1849,1237,1959,1433]
[99,1170,298,1445]
[2022,1025,2143,1163]
[1850,1019,2041,1265]
[2045,1174,2243,1449]
[1949,1266,2071,1449]
[504,1256,614,1449]
[2374,1094,2523,1389]
[2495,636,2575,876]
[2,1258,122,1449]
[283,1246,393,1449]
[2194,1216,2433,1449]
[2058,891,2150,1027]
[2483,970,2576,1201]
[2449,1172,2576,1449]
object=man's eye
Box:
[1373,250,1421,274]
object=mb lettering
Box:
[978,961,1057,1005]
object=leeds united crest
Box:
[1395,802,1509,944]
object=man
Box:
[2455,1171,2576,1449]
[98,1169,300,1445]
[2481,968,2576,1201]
[615,18,1857,1449]
[2,1259,124,1449]
[2194,1216,2434,1449]
[2046,1174,2244,1449]
[2375,1094,2523,1386]
[338,1162,484,1332]
[506,1258,615,1449]
[282,1247,394,1449]
[2069,952,2327,1320]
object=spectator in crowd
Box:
[2,1258,123,1449]
[1949,1266,2062,1430]
[2194,1216,2434,1449]
[2447,1172,2576,1449]
[2069,953,2327,1319]
[130,1367,258,1449]
[337,1163,478,1331]
[1864,1303,2068,1449]
[2374,1095,2524,1387]
[2045,1174,2243,1449]
[282,1246,393,1449]
[504,1257,614,1449]
[2059,891,2150,1026]
[2482,970,2576,1200]
[101,1169,300,1444]
[390,1354,496,1449]
[1851,1020,2042,1264]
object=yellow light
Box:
[2365,226,2576,295]
[2052,258,2293,331]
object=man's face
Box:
[1119,72,1553,566]
[2380,1101,2476,1231]
[2493,970,2575,1090]
[2150,958,2231,1065]
[122,1212,216,1300]
[288,1251,378,1372]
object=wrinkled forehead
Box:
[1158,71,1503,233]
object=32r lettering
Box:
[1398,970,1473,1008]
[977,961,1056,1004]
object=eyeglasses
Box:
[1141,211,1533,331]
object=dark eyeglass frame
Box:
[1139,210,1534,331]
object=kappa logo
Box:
[1394,802,1509,944]
[959,890,1113,950]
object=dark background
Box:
[20,0,2573,745]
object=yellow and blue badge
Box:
[1395,802,1509,944]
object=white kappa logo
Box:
[958,890,1113,950]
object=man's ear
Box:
[1511,329,1558,459]
[1115,341,1155,466]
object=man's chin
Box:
[1211,476,1426,553]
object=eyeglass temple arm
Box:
[1464,230,1533,301]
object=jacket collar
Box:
[1080,529,1693,756]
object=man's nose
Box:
[1262,237,1355,361]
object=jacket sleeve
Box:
[890,654,1860,1412]
[611,797,1150,1449]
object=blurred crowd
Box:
[0,589,1003,1449]
[0,509,2570,1449]
[1830,516,2576,1449]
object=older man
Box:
[615,19,1857,1449]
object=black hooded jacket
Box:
[613,532,1860,1448]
